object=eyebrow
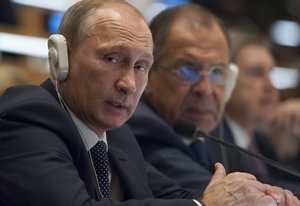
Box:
[210,63,228,68]
[97,43,153,63]
[176,60,228,69]
[140,53,154,65]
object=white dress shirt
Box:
[68,109,123,200]
[67,109,201,204]
[225,116,251,149]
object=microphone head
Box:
[173,120,197,139]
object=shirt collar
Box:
[225,116,251,149]
[67,109,108,151]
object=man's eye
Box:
[211,66,226,76]
[247,67,264,77]
[180,65,198,74]
[180,65,198,78]
[106,56,118,64]
[135,65,146,72]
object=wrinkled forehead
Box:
[161,20,229,65]
[93,4,148,30]
[86,5,153,48]
[172,18,227,47]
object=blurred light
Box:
[145,2,167,23]
[270,20,300,47]
[0,32,48,58]
[160,0,191,8]
[127,0,154,13]
[270,67,300,89]
[11,0,77,11]
[48,11,64,34]
[145,0,191,23]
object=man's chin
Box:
[198,125,215,134]
[183,118,216,134]
[98,117,128,131]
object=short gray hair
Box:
[149,4,230,68]
[58,0,130,50]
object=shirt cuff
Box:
[193,199,206,206]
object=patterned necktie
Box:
[90,141,111,199]
[190,139,210,170]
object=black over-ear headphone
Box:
[48,34,69,81]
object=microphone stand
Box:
[174,120,300,178]
[201,132,300,178]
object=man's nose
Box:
[117,67,137,95]
[264,74,276,92]
[191,73,214,97]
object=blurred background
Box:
[0,0,300,99]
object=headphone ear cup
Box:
[224,63,239,103]
[48,34,69,81]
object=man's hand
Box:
[269,99,300,160]
[265,185,300,206]
[272,99,300,136]
[200,163,277,206]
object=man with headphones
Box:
[0,0,299,206]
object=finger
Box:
[260,196,278,206]
[265,185,285,206]
[209,163,226,183]
[284,189,300,206]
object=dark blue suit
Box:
[0,80,201,206]
[128,96,213,192]
[213,118,300,197]
[128,96,300,197]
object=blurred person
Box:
[263,98,300,168]
[128,2,300,201]
[222,29,300,192]
[0,0,292,206]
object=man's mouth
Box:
[109,101,128,109]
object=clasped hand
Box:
[200,163,300,206]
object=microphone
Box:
[173,120,300,178]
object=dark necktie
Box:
[190,139,210,170]
[90,141,111,199]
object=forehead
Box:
[84,5,153,51]
[163,18,229,60]
[236,44,274,71]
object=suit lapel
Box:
[40,80,153,199]
[108,147,152,200]
[41,79,103,199]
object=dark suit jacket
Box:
[128,97,300,197]
[0,79,200,206]
[209,119,258,174]
[213,118,300,197]
[128,96,212,192]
